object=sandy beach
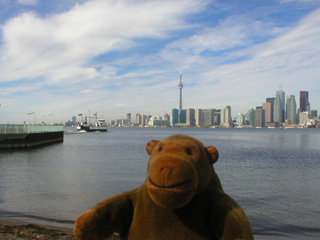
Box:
[0,220,120,240]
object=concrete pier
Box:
[0,125,64,149]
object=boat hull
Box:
[76,125,107,132]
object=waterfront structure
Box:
[178,69,183,110]
[148,116,170,127]
[286,95,297,124]
[0,125,64,149]
[186,108,195,126]
[255,106,265,128]
[299,91,310,113]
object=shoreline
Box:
[0,220,119,240]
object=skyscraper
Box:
[221,106,232,126]
[195,109,214,126]
[164,113,170,121]
[246,108,255,126]
[171,108,179,126]
[186,108,195,126]
[136,114,141,125]
[202,109,215,126]
[286,95,297,124]
[127,113,131,123]
[262,102,272,123]
[178,69,183,110]
[299,91,310,113]
[196,109,202,126]
[178,109,186,124]
[266,98,275,122]
[255,106,265,128]
[273,86,285,123]
[142,115,148,126]
[214,110,221,125]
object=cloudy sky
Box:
[0,0,319,124]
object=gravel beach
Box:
[0,221,120,240]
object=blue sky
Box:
[1,0,319,124]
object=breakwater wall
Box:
[0,125,64,149]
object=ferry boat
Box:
[76,119,108,132]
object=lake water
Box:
[0,127,320,239]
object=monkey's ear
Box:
[205,146,219,165]
[146,140,160,155]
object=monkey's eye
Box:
[185,148,192,155]
[158,146,163,152]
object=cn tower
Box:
[178,68,183,110]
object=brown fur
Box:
[74,134,254,240]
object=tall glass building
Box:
[274,88,285,123]
[255,106,265,128]
[286,95,297,124]
[299,91,310,113]
[186,108,195,126]
[247,108,255,126]
[266,98,275,122]
[221,105,232,125]
[171,108,179,126]
[178,109,186,124]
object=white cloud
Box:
[165,13,284,57]
[0,0,205,85]
[192,8,320,113]
[1,1,320,123]
[0,0,208,123]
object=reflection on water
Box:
[0,127,320,239]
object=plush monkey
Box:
[74,134,254,240]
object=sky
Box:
[0,0,320,124]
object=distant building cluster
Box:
[168,75,319,128]
[109,112,171,128]
[171,70,319,128]
[243,88,319,128]
[171,106,233,128]
[171,87,318,128]
[69,72,319,129]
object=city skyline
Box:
[108,87,316,128]
[1,1,320,124]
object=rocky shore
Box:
[0,222,120,240]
